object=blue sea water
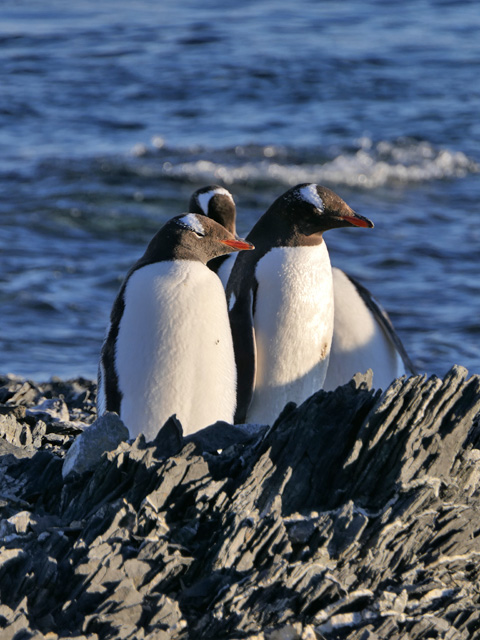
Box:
[1,0,480,382]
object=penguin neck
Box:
[227,213,326,300]
[207,253,230,274]
[250,209,325,250]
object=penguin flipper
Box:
[229,288,256,424]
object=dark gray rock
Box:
[0,437,34,460]
[0,376,95,456]
[1,367,480,639]
[185,419,269,452]
[26,398,70,423]
[0,411,35,450]
[152,414,184,458]
[62,412,130,479]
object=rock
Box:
[62,412,130,479]
[151,414,184,458]
[0,437,35,460]
[0,377,96,457]
[1,367,480,638]
[0,412,34,450]
[6,510,36,534]
[0,405,26,420]
[27,398,70,423]
[185,420,269,452]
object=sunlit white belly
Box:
[323,267,405,391]
[247,244,334,424]
[116,260,236,440]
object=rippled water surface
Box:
[1,0,480,381]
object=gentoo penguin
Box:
[227,183,373,425]
[191,184,414,393]
[323,268,416,390]
[97,213,253,441]
[189,185,238,287]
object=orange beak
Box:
[341,211,374,228]
[221,238,255,251]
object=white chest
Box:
[115,260,236,439]
[248,244,334,422]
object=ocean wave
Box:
[132,137,479,189]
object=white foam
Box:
[197,187,233,215]
[158,140,479,189]
[177,213,205,236]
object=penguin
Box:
[191,184,414,395]
[226,183,373,425]
[189,185,238,287]
[323,268,416,390]
[97,213,253,441]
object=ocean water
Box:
[1,0,479,382]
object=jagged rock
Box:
[0,377,96,456]
[185,419,269,452]
[1,366,480,638]
[151,414,184,458]
[62,412,130,479]
[0,436,34,460]
[27,397,70,423]
[0,411,35,450]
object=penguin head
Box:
[189,185,236,235]
[276,183,373,239]
[171,214,253,263]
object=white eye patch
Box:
[299,184,324,211]
[197,187,233,215]
[177,214,206,236]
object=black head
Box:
[189,185,236,235]
[141,213,253,266]
[255,183,373,247]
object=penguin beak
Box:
[340,211,374,228]
[220,238,255,251]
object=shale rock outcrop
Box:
[1,366,480,639]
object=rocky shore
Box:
[1,367,480,639]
